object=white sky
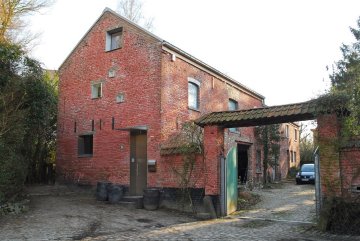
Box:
[29,0,360,106]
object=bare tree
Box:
[0,0,51,46]
[117,0,153,30]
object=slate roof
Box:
[195,100,319,128]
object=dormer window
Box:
[106,27,123,51]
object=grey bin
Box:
[108,184,124,204]
[143,188,160,211]
[96,181,110,201]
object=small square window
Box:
[116,93,125,103]
[91,83,102,99]
[106,28,123,51]
[78,135,93,156]
[108,69,116,78]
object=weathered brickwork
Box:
[57,12,162,185]
[317,114,342,197]
[57,9,264,195]
[340,147,360,199]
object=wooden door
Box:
[130,131,147,196]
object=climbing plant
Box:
[255,124,281,184]
[164,121,206,212]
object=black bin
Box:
[143,188,160,211]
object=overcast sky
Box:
[30,0,360,106]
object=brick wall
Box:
[57,10,264,191]
[57,12,162,185]
[160,51,263,186]
[317,114,342,197]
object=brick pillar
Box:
[203,125,224,195]
[317,113,342,198]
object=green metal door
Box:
[226,146,238,214]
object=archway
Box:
[196,100,359,216]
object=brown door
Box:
[130,130,147,196]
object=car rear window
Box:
[301,165,314,172]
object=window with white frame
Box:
[228,99,239,132]
[188,78,200,110]
[294,129,298,141]
[106,27,123,51]
[294,151,297,163]
[91,82,102,99]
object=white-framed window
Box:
[106,27,123,51]
[188,78,200,110]
[294,129,298,141]
[116,93,125,103]
[228,99,239,133]
[91,82,102,99]
[294,151,297,163]
[78,134,93,156]
[285,125,289,138]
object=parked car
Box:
[296,163,315,184]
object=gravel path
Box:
[0,182,359,240]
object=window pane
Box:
[228,99,238,111]
[111,31,121,50]
[229,99,238,132]
[188,82,199,109]
[78,135,93,155]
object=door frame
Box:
[129,129,147,196]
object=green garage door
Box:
[226,146,238,214]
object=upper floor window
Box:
[285,125,289,138]
[91,82,102,99]
[228,99,239,132]
[228,99,238,111]
[106,27,123,51]
[188,78,200,110]
[294,129,298,141]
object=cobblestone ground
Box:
[1,183,359,240]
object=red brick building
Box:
[57,8,297,200]
[277,123,300,180]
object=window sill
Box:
[78,154,93,158]
[188,107,200,112]
[105,47,122,53]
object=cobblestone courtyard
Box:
[0,182,359,240]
